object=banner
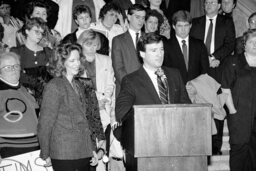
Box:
[0,150,53,171]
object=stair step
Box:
[210,154,229,162]
[221,141,230,151]
[223,125,229,133]
[208,119,230,171]
[222,135,229,142]
[208,160,230,171]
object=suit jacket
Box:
[111,31,141,96]
[190,14,235,82]
[38,77,101,160]
[115,66,191,153]
[163,36,209,83]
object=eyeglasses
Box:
[0,64,21,72]
[249,20,256,24]
[32,29,44,36]
[205,2,218,5]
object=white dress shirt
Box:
[176,35,189,57]
[204,15,217,55]
[143,65,160,97]
[128,28,141,48]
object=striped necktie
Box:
[155,68,169,104]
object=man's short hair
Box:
[221,0,237,5]
[73,5,92,21]
[205,0,221,4]
[127,4,146,16]
[137,32,163,52]
[172,10,192,26]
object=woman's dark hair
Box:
[48,43,83,77]
[25,0,49,19]
[73,5,92,20]
[99,3,121,20]
[0,0,13,6]
[21,17,47,38]
[143,9,164,33]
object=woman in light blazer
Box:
[78,29,124,171]
[38,43,105,171]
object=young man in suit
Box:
[190,0,235,155]
[114,32,191,171]
[163,10,209,84]
[111,4,146,96]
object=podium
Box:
[133,104,212,171]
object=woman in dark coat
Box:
[222,29,256,171]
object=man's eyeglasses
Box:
[32,29,44,36]
[249,20,256,24]
[205,2,218,5]
[0,64,21,72]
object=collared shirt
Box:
[176,35,189,57]
[204,15,217,55]
[76,27,91,39]
[130,0,135,4]
[143,65,160,96]
[128,28,141,48]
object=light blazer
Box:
[190,14,235,82]
[111,31,141,96]
[38,77,94,160]
[94,53,116,128]
[115,66,191,153]
[163,36,209,83]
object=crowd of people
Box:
[0,0,255,171]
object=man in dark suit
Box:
[190,0,235,155]
[111,4,146,96]
[163,10,209,84]
[115,33,191,171]
[190,0,235,83]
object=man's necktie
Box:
[155,68,169,104]
[182,40,188,70]
[205,19,213,55]
[135,32,139,48]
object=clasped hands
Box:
[42,149,105,167]
[209,55,220,68]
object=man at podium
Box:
[114,32,191,171]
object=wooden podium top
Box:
[134,104,212,157]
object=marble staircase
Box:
[208,120,230,171]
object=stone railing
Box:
[237,0,256,18]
